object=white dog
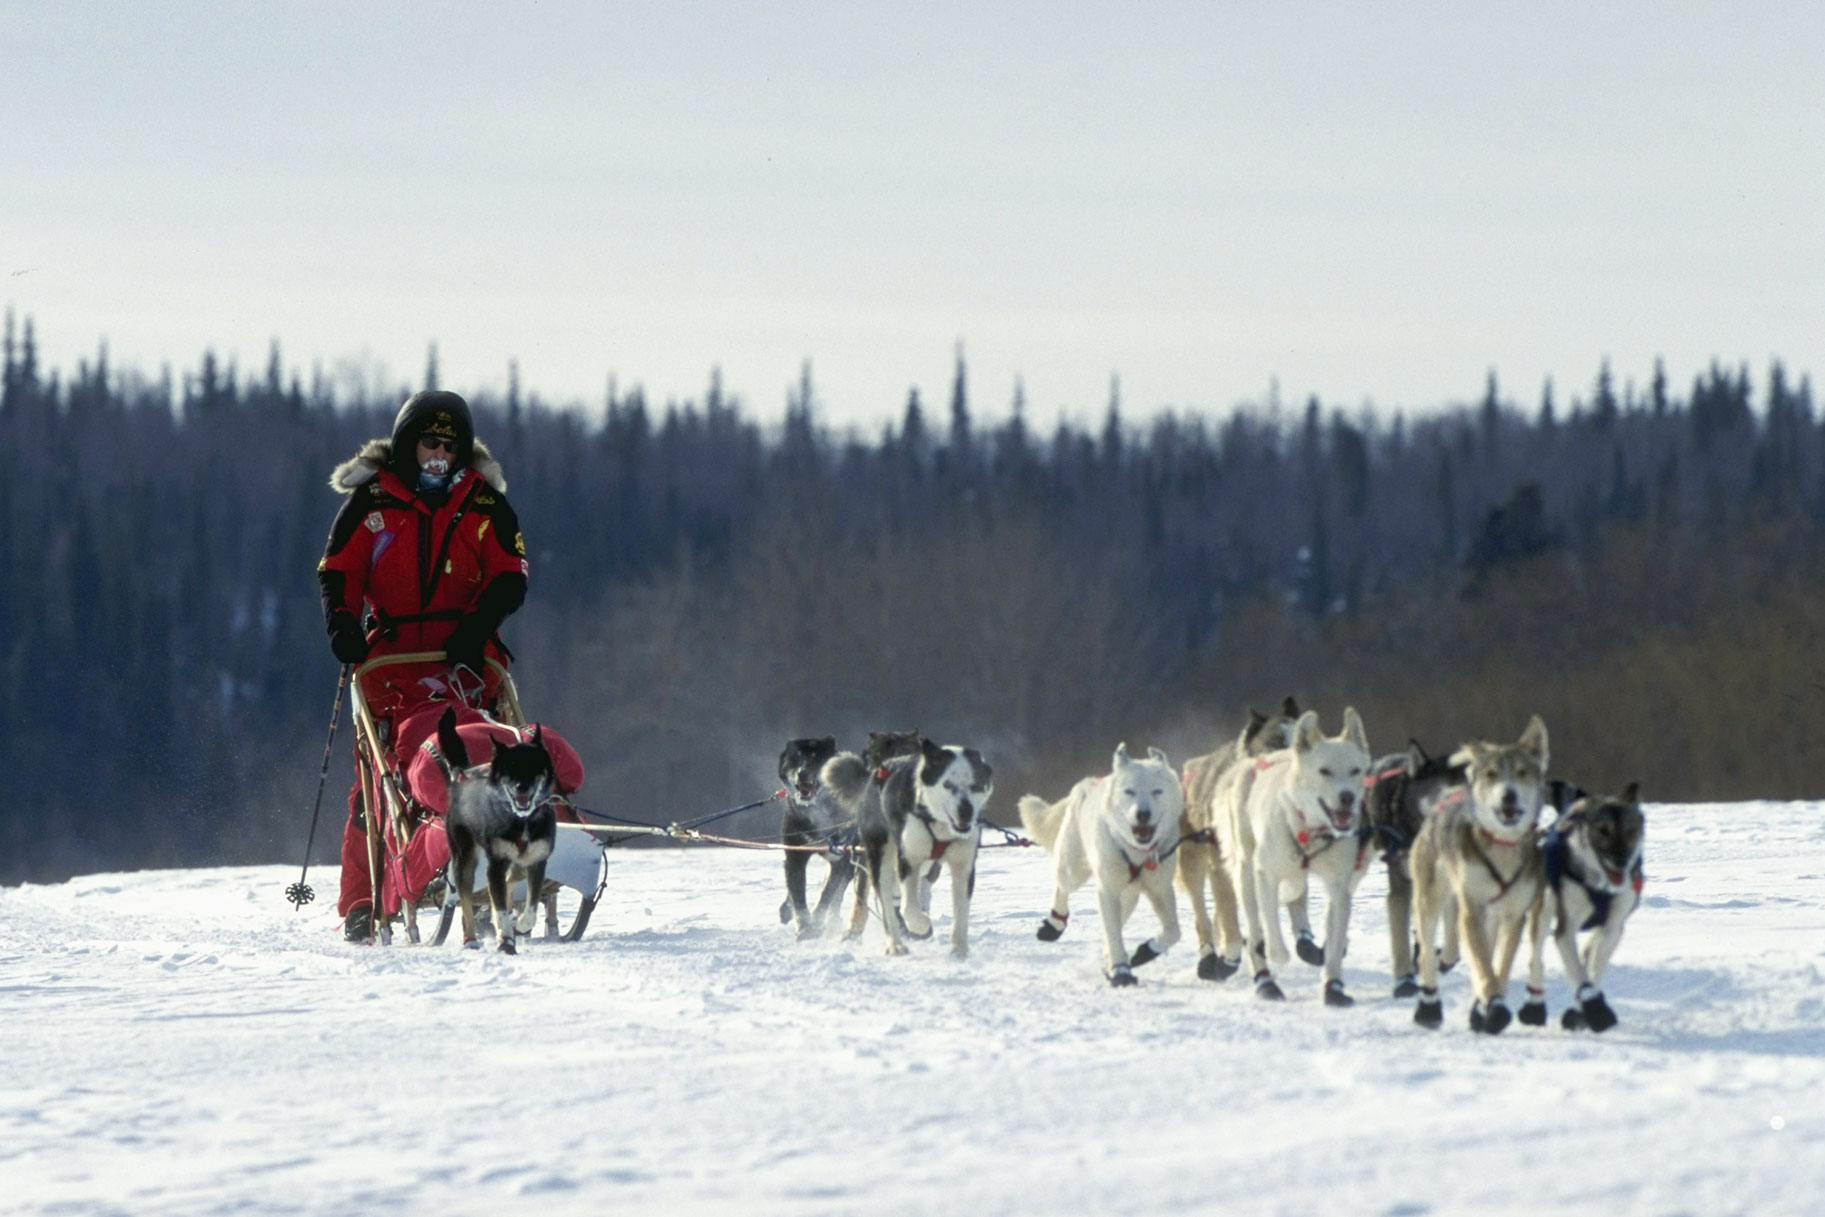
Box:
[1214,708,1372,1006]
[1019,744,1184,987]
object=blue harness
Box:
[1543,827,1641,931]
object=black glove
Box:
[444,573,526,672]
[327,610,370,665]
[443,614,489,672]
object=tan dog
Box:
[1409,716,1550,1034]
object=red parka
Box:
[318,437,528,715]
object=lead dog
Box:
[1215,709,1372,1005]
[1178,698,1300,982]
[774,736,856,939]
[1021,744,1185,987]
[1521,782,1645,1031]
[1409,716,1550,1033]
[830,736,992,957]
[436,708,558,955]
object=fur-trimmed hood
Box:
[329,438,507,495]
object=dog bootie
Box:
[1108,963,1137,988]
[1036,910,1068,942]
[1198,952,1241,982]
[343,906,373,944]
[1577,985,1618,1032]
[1518,987,1548,1026]
[1323,978,1353,1008]
[1129,939,1164,968]
[1254,970,1286,1001]
[1392,973,1419,999]
[1414,987,1443,1029]
[1295,931,1324,967]
[1470,998,1511,1035]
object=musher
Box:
[318,389,529,942]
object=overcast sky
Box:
[5,2,1820,430]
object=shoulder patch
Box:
[513,531,527,556]
[476,490,498,506]
[365,511,385,533]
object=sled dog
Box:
[822,730,925,939]
[1408,716,1550,1033]
[773,736,857,939]
[1522,783,1645,1032]
[828,733,990,956]
[1021,744,1184,987]
[1177,698,1301,982]
[1363,739,1465,997]
[437,708,558,954]
[1215,709,1372,1005]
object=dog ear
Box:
[1621,780,1640,805]
[1340,706,1368,754]
[1282,695,1299,717]
[1519,715,1550,770]
[436,707,470,772]
[1403,741,1424,776]
[1147,745,1170,768]
[964,747,992,787]
[1409,736,1432,763]
[919,736,949,773]
[1291,711,1321,754]
[1245,708,1268,738]
[1113,742,1132,770]
[820,735,837,752]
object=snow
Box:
[4,801,1822,1217]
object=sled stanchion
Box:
[286,665,351,909]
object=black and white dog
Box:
[822,730,924,940]
[1522,782,1646,1032]
[828,735,993,958]
[436,708,559,954]
[774,735,857,939]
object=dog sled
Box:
[348,651,608,946]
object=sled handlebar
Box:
[351,651,512,681]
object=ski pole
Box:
[286,664,351,909]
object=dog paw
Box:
[778,899,793,925]
[884,940,910,957]
[1518,998,1548,1027]
[497,938,517,956]
[1414,992,1443,1029]
[1581,992,1618,1033]
[1197,953,1240,982]
[897,911,934,941]
[951,943,970,961]
[1561,1006,1587,1031]
[795,922,821,941]
[1479,998,1511,1035]
[462,937,481,951]
[1254,971,1286,1001]
[1392,974,1420,999]
[1036,911,1068,942]
[1129,939,1163,968]
[1108,964,1138,987]
[1295,932,1324,967]
[1323,979,1354,1008]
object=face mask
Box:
[416,464,454,493]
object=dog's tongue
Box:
[1135,824,1155,844]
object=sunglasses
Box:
[419,435,457,453]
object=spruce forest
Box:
[3,312,1822,885]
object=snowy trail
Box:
[4,802,1822,1216]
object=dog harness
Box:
[1543,824,1644,930]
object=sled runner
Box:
[348,651,607,946]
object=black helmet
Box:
[390,390,474,478]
